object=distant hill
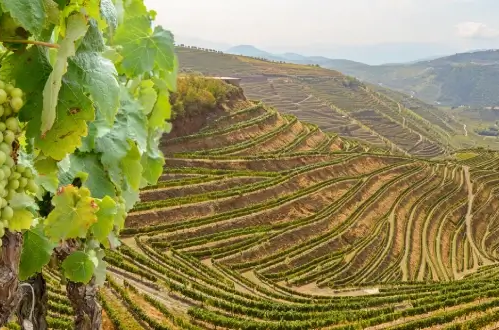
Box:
[227,44,371,69]
[176,46,480,155]
[324,50,499,107]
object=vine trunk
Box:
[17,273,48,330]
[0,230,22,327]
[55,240,102,330]
[66,278,102,330]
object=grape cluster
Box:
[0,81,38,238]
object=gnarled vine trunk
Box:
[66,277,102,330]
[16,273,48,330]
[0,230,22,327]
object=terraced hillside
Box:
[23,79,499,330]
[177,47,469,157]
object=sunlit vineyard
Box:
[23,79,499,330]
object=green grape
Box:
[8,179,19,190]
[5,157,14,168]
[0,81,4,90]
[0,186,6,197]
[24,168,33,179]
[2,206,13,220]
[1,220,7,227]
[1,190,7,199]
[0,151,7,166]
[10,172,21,180]
[0,170,5,182]
[15,165,25,173]
[0,226,4,238]
[0,123,7,132]
[19,177,27,188]
[2,166,11,179]
[5,118,17,132]
[5,85,14,94]
[0,142,10,155]
[26,180,37,194]
[10,98,23,112]
[10,88,22,98]
[0,90,7,104]
[6,190,14,201]
[3,106,12,117]
[0,106,4,118]
[4,130,15,144]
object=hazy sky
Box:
[145,0,499,61]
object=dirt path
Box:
[295,94,313,105]
[292,281,379,297]
[463,124,468,136]
[109,270,193,313]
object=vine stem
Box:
[18,283,34,322]
[0,40,59,49]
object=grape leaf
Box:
[91,196,117,245]
[122,142,142,191]
[120,0,148,19]
[0,0,46,36]
[36,79,95,160]
[9,210,34,231]
[114,16,176,76]
[19,227,56,280]
[61,251,95,284]
[44,185,99,242]
[41,13,88,135]
[139,82,157,115]
[36,174,58,194]
[114,201,126,231]
[100,0,118,33]
[66,23,119,124]
[59,153,116,199]
[79,20,105,53]
[95,87,147,186]
[9,193,38,231]
[149,91,171,129]
[141,129,165,185]
[93,249,107,286]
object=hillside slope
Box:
[177,46,468,157]
[326,49,499,107]
[99,79,499,329]
[32,78,499,330]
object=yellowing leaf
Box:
[91,196,117,245]
[44,185,99,242]
[9,210,34,231]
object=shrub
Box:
[171,75,239,119]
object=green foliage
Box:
[171,75,238,118]
[0,0,177,287]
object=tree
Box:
[0,0,177,328]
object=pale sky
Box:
[145,0,499,62]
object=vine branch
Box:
[0,40,59,49]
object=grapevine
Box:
[0,81,38,242]
[0,0,178,327]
